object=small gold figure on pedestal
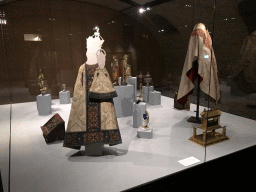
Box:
[62,84,66,92]
[38,69,47,95]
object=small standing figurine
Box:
[111,55,119,86]
[120,54,129,85]
[38,69,46,95]
[62,84,66,92]
[125,55,132,78]
[142,111,149,129]
[144,71,152,87]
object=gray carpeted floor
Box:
[0,95,256,192]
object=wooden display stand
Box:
[189,108,229,146]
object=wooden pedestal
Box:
[189,126,229,147]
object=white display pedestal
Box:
[133,102,146,128]
[143,86,154,103]
[59,91,70,104]
[36,93,52,110]
[137,126,153,139]
[127,77,137,101]
[36,94,52,116]
[113,85,134,118]
[84,144,104,156]
[149,91,161,105]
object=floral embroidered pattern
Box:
[87,64,99,75]
[66,134,77,144]
[41,114,63,136]
[83,132,104,143]
[88,106,99,129]
[55,113,63,123]
[87,80,93,89]
[64,130,121,146]
[109,130,121,143]
[41,126,48,136]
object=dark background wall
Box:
[0,0,255,104]
[0,0,163,92]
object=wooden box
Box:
[41,113,65,144]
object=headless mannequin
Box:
[86,27,104,65]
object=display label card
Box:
[178,156,200,167]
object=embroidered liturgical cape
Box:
[177,24,220,105]
[63,63,122,149]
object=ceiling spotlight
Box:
[161,29,164,32]
[146,7,151,11]
[139,8,146,14]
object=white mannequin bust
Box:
[86,27,105,65]
[96,49,106,69]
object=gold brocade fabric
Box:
[100,102,119,130]
[66,64,87,132]
[89,67,116,94]
[64,64,122,148]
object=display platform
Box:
[127,77,137,101]
[143,86,154,103]
[1,96,256,192]
[137,126,153,139]
[36,94,52,116]
[113,84,134,118]
[59,91,70,104]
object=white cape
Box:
[177,24,220,105]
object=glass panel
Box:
[0,5,11,192]
[205,0,256,162]
[1,0,210,190]
[4,0,256,191]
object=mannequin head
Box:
[96,49,106,69]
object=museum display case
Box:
[0,0,256,191]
